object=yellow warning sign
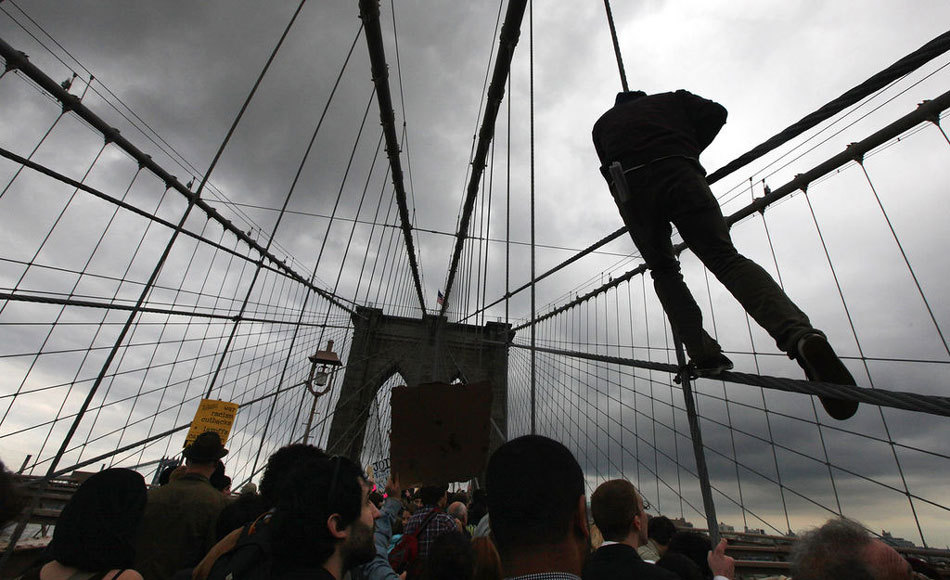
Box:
[184,399,239,448]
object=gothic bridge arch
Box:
[326,306,513,461]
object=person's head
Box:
[589,479,646,547]
[448,501,468,526]
[790,518,913,580]
[0,461,24,529]
[667,531,713,579]
[648,515,677,553]
[47,468,147,571]
[471,536,502,580]
[369,490,384,509]
[423,531,474,580]
[259,443,328,508]
[209,460,229,492]
[157,463,180,486]
[270,455,380,574]
[393,506,410,536]
[183,432,228,475]
[419,484,448,508]
[485,435,588,566]
[614,90,647,106]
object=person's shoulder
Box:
[435,511,456,522]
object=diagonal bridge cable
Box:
[358,0,427,314]
[439,0,529,318]
[474,29,950,321]
[515,89,950,331]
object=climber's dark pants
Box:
[614,157,816,361]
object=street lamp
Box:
[303,340,343,445]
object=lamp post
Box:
[303,340,343,445]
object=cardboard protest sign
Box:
[390,381,492,486]
[184,398,239,447]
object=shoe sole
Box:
[798,336,859,420]
[694,361,734,378]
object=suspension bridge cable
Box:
[483,33,950,314]
[511,342,950,416]
[2,1,317,266]
[439,0,528,317]
[0,2,314,560]
[515,90,950,330]
[0,38,358,317]
[601,0,629,92]
[358,0,427,314]
[528,0,537,434]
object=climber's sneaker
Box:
[795,333,859,420]
[691,353,734,378]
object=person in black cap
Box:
[134,431,231,580]
[592,90,858,420]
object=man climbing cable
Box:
[592,90,858,420]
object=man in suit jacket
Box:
[583,480,734,580]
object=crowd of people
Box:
[1,432,938,580]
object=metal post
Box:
[672,335,720,546]
[303,390,321,446]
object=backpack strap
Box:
[411,508,441,538]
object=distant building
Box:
[670,517,694,529]
[881,530,915,549]
[719,522,736,532]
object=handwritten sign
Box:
[184,398,239,448]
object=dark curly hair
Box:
[270,455,366,571]
[259,444,328,508]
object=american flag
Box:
[437,290,444,306]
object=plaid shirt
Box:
[505,574,581,580]
[403,505,458,558]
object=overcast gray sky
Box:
[2,0,950,547]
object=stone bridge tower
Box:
[326,306,512,462]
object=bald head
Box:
[447,501,467,526]
[864,540,912,580]
[791,518,913,580]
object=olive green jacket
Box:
[134,473,229,580]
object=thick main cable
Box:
[358,0,427,314]
[439,0,529,317]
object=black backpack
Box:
[206,514,274,580]
[207,514,325,580]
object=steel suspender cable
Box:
[528,0,536,435]
[602,0,629,92]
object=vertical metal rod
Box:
[528,0,536,435]
[672,335,720,546]
[602,0,629,92]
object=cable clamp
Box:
[846,142,864,164]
